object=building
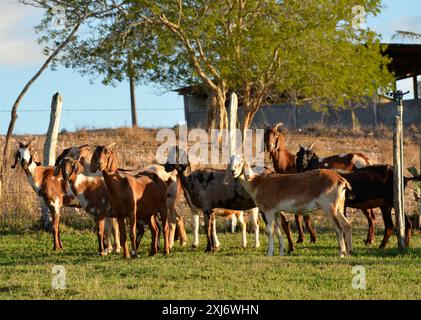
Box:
[177,44,421,129]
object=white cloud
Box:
[0,1,44,65]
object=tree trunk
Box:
[127,56,138,128]
[0,20,81,197]
[206,91,218,130]
[129,74,138,128]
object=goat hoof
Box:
[191,244,199,249]
[296,238,304,244]
[181,241,187,247]
[364,240,373,246]
[310,239,317,244]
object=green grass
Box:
[0,226,420,300]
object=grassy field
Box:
[0,225,420,300]
[1,127,420,300]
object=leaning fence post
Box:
[41,92,63,230]
[43,92,63,166]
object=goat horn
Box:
[274,122,283,132]
[79,144,89,148]
[309,141,316,149]
[26,138,35,147]
[106,142,116,149]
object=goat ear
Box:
[74,161,83,174]
[223,163,232,185]
[32,151,42,166]
[11,151,19,169]
[53,164,61,176]
[106,151,118,172]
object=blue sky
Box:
[1,0,420,134]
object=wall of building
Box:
[183,94,421,129]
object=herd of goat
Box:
[10,123,420,258]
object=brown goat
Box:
[11,140,80,251]
[264,123,316,243]
[56,145,187,248]
[55,157,121,255]
[90,144,169,258]
[264,123,373,244]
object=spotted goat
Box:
[54,157,121,255]
[164,146,297,253]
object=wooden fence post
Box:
[229,92,238,158]
[393,116,406,249]
[41,92,63,230]
[43,92,63,166]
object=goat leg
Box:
[404,214,412,247]
[97,217,106,256]
[136,221,145,250]
[129,213,138,258]
[279,213,295,253]
[117,217,130,259]
[361,209,376,245]
[50,208,61,251]
[176,214,188,246]
[379,206,393,249]
[204,211,214,252]
[148,215,159,256]
[295,215,305,243]
[304,215,317,243]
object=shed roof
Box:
[383,43,421,80]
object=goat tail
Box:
[341,177,355,200]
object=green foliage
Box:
[26,0,394,124]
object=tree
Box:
[392,31,421,42]
[115,0,393,135]
[0,0,104,195]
